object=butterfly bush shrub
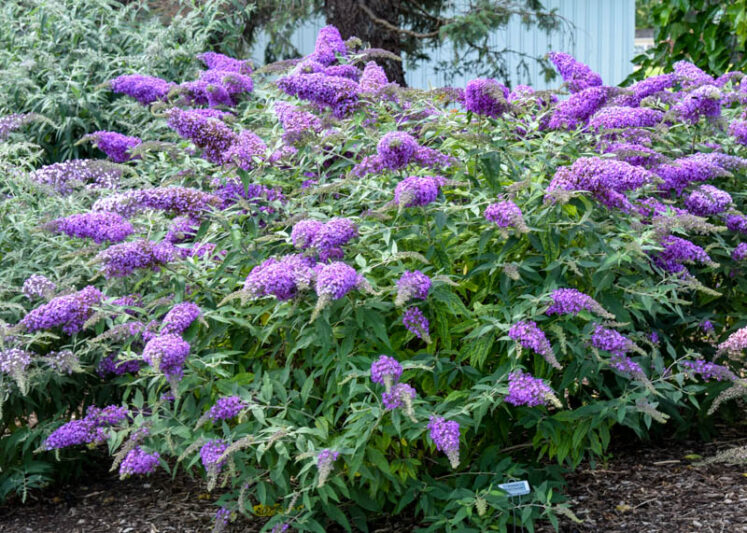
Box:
[2,23,747,533]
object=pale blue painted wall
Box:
[250,0,635,90]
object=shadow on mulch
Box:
[3,424,747,533]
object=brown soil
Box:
[2,427,747,533]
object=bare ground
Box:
[2,425,747,533]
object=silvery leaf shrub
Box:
[2,28,747,532]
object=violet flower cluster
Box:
[370,355,403,392]
[110,74,174,105]
[717,326,747,358]
[547,86,610,130]
[160,302,201,335]
[207,396,247,422]
[545,288,614,319]
[315,261,361,300]
[21,286,103,334]
[684,185,732,216]
[95,239,177,278]
[49,211,134,243]
[88,131,142,163]
[464,78,509,117]
[200,439,228,474]
[44,405,129,450]
[402,307,430,343]
[589,106,663,131]
[244,254,317,300]
[548,51,603,93]
[484,200,527,232]
[508,320,561,369]
[673,85,722,123]
[142,333,190,379]
[310,25,347,65]
[291,217,357,261]
[393,176,440,208]
[119,447,160,477]
[505,370,556,407]
[274,102,322,144]
[211,178,284,211]
[0,348,32,377]
[547,157,653,210]
[316,448,340,487]
[352,132,454,176]
[427,416,460,469]
[681,359,736,382]
[733,242,747,261]
[590,324,633,357]
[93,186,219,218]
[277,72,359,117]
[652,235,712,274]
[395,270,431,306]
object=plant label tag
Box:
[498,480,531,497]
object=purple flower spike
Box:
[110,74,174,105]
[718,326,747,358]
[21,286,103,335]
[370,355,403,392]
[505,370,556,407]
[208,396,247,422]
[394,176,439,207]
[681,359,736,382]
[591,325,633,357]
[96,239,177,278]
[546,288,614,319]
[684,185,732,216]
[200,439,228,474]
[395,270,431,306]
[315,262,359,300]
[311,25,347,65]
[89,131,142,163]
[508,320,560,369]
[548,51,603,93]
[733,242,747,261]
[160,302,201,335]
[427,416,460,469]
[49,211,134,243]
[484,201,527,232]
[377,132,419,169]
[402,307,430,343]
[119,447,160,477]
[142,334,190,379]
[464,78,509,117]
[382,383,417,420]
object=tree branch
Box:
[356,1,442,39]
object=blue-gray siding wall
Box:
[250,0,635,90]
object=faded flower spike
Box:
[316,448,340,487]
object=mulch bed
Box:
[3,425,747,533]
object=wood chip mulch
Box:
[3,425,747,532]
